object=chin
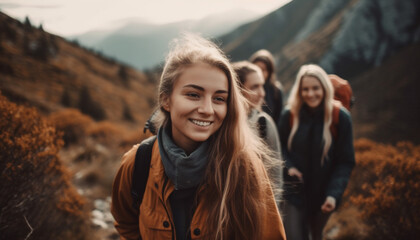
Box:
[189,134,211,143]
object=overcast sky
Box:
[0,0,291,36]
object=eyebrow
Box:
[183,84,228,94]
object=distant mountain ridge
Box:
[72,9,260,70]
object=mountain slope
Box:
[219,0,420,143]
[0,12,156,128]
[350,42,420,143]
[219,0,324,61]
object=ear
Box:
[162,97,170,112]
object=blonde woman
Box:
[111,34,286,240]
[278,64,355,240]
[233,61,283,206]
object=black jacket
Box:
[278,105,355,215]
[262,81,283,124]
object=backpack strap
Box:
[257,115,267,139]
[131,135,157,210]
[330,104,340,139]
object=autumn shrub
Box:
[87,121,124,146]
[344,139,420,240]
[49,108,93,146]
[122,101,135,121]
[324,207,369,240]
[119,128,151,151]
[0,93,92,239]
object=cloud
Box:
[0,3,21,9]
[0,2,60,9]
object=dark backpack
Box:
[131,135,156,210]
[130,111,160,210]
[257,115,267,139]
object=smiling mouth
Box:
[190,119,212,127]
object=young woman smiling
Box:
[277,64,355,240]
[111,35,286,240]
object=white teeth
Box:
[191,119,211,127]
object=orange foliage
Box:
[87,121,124,146]
[120,129,151,151]
[0,93,91,239]
[345,138,420,239]
[48,108,93,146]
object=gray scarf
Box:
[158,126,209,190]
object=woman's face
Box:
[243,71,265,110]
[163,63,229,152]
[300,75,324,109]
[254,61,269,81]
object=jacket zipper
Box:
[160,176,175,240]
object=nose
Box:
[197,97,214,115]
[307,89,314,97]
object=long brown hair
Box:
[156,34,274,240]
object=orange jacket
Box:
[111,141,286,240]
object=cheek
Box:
[317,89,325,98]
[248,90,259,99]
[215,104,228,121]
[262,71,268,80]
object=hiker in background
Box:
[111,34,286,240]
[249,49,283,124]
[233,61,283,208]
[277,64,355,240]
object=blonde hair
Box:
[287,64,335,165]
[156,33,274,240]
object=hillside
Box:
[219,0,420,144]
[350,42,420,143]
[0,11,158,239]
[0,12,156,129]
[219,0,323,61]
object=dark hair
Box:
[233,61,262,86]
[249,49,276,84]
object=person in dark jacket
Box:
[278,64,355,240]
[250,49,283,124]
